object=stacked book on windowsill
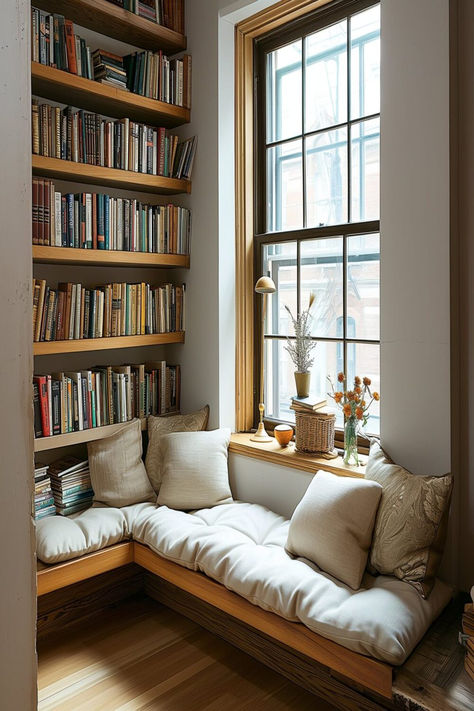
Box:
[48,457,93,516]
[34,463,55,520]
[462,600,474,680]
[290,394,330,416]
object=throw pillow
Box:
[365,440,453,598]
[286,470,382,590]
[88,418,155,508]
[145,405,209,493]
[157,428,233,510]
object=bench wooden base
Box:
[36,543,473,711]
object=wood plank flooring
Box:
[37,595,337,711]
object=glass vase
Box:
[344,416,359,466]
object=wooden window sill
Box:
[229,433,367,478]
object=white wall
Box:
[0,0,37,708]
[380,0,451,477]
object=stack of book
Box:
[290,394,328,415]
[33,280,185,342]
[106,0,185,33]
[124,51,191,107]
[34,463,55,520]
[32,100,196,179]
[31,8,93,78]
[92,49,128,90]
[33,361,180,439]
[462,601,474,680]
[48,458,93,516]
[32,179,191,255]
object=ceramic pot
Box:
[294,371,310,398]
[274,424,294,447]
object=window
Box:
[254,0,380,434]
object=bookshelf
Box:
[32,63,190,128]
[32,0,186,53]
[33,246,190,269]
[31,0,191,454]
[32,156,191,195]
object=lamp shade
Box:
[255,276,276,294]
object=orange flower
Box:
[343,403,352,418]
[333,392,343,403]
[337,372,345,383]
[363,376,371,386]
[356,407,364,420]
[373,391,380,401]
[347,390,355,401]
[354,376,361,386]
[361,400,366,407]
[354,385,362,395]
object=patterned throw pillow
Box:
[145,405,209,494]
[365,441,453,598]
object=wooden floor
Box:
[37,595,337,711]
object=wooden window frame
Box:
[235,0,380,440]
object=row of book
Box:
[34,361,180,438]
[31,7,93,79]
[106,0,185,34]
[33,280,185,342]
[124,51,191,107]
[32,101,197,180]
[32,178,191,255]
[34,458,93,517]
[34,463,55,519]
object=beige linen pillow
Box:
[88,419,155,508]
[157,428,233,510]
[365,441,453,599]
[145,405,209,493]
[286,470,382,590]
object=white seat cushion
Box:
[132,501,452,665]
[36,502,155,565]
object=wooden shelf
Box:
[32,0,186,53]
[32,156,191,195]
[32,245,190,269]
[31,63,190,128]
[34,331,185,356]
[34,419,147,452]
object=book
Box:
[291,394,328,411]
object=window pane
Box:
[347,233,380,340]
[309,340,343,427]
[267,139,303,232]
[351,118,379,221]
[266,40,302,143]
[264,338,296,422]
[262,242,297,336]
[350,5,380,120]
[300,237,343,338]
[305,20,347,133]
[346,342,380,435]
[306,128,347,227]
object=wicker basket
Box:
[294,411,336,454]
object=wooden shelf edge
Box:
[32,245,190,269]
[34,418,146,452]
[33,332,185,355]
[32,0,186,53]
[229,433,367,478]
[32,156,192,196]
[31,63,190,128]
